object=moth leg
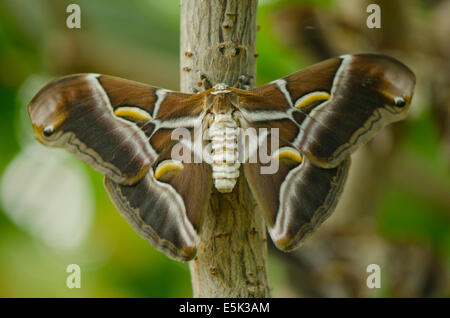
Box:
[193,71,213,92]
[234,74,253,90]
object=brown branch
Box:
[180,0,271,298]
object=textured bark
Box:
[180,0,271,297]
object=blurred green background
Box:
[0,0,449,297]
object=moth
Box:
[28,54,415,261]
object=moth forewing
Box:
[28,74,155,185]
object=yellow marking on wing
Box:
[272,147,302,163]
[33,125,45,143]
[114,107,152,121]
[294,91,330,109]
[154,160,184,179]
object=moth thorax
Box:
[209,112,240,193]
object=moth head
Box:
[206,83,239,114]
[211,83,230,94]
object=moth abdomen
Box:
[208,111,241,193]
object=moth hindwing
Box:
[28,54,415,260]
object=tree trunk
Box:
[180,0,271,298]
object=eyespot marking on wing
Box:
[114,106,153,121]
[154,159,184,180]
[43,125,55,137]
[394,96,406,107]
[294,91,330,109]
[272,146,302,163]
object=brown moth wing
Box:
[243,138,350,252]
[104,162,212,262]
[96,75,205,120]
[236,57,341,112]
[270,157,350,250]
[28,73,206,185]
[237,54,415,168]
[29,74,159,184]
[295,54,415,167]
[29,73,212,260]
[105,130,213,261]
[230,57,341,145]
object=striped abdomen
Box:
[209,112,240,193]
